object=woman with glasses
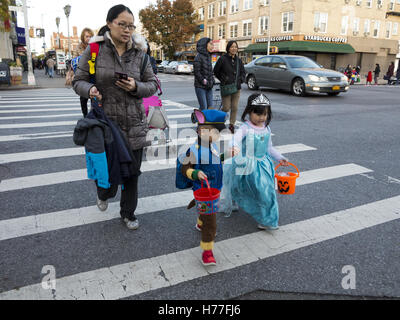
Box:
[73,4,157,231]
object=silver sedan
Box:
[245,55,350,96]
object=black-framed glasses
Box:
[114,22,136,31]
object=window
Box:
[243,19,252,36]
[230,0,239,13]
[393,22,398,35]
[255,56,272,67]
[341,16,349,35]
[364,19,371,33]
[389,0,395,10]
[243,0,253,10]
[218,1,227,16]
[353,17,360,32]
[271,57,286,68]
[366,0,373,7]
[198,8,204,21]
[373,20,380,37]
[218,24,226,39]
[314,12,328,33]
[208,3,215,19]
[259,16,269,35]
[230,22,238,38]
[386,22,392,38]
[207,26,215,38]
[282,12,294,32]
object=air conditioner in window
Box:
[344,0,350,3]
[353,31,359,36]
[378,4,383,8]
[356,0,362,6]
[364,31,370,36]
[314,27,320,32]
[259,0,266,6]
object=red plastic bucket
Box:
[275,162,300,195]
[194,178,220,215]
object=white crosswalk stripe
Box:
[0,91,397,300]
[1,196,399,300]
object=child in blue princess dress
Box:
[220,93,289,230]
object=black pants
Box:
[80,97,89,117]
[97,149,143,221]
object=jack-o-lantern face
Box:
[278,181,290,193]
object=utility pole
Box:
[21,0,36,86]
[267,0,272,55]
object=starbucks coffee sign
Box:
[304,35,348,43]
[256,36,293,43]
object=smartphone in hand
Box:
[115,72,128,81]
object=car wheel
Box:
[292,78,306,97]
[247,75,259,90]
[327,92,340,96]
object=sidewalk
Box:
[0,69,67,90]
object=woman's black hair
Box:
[98,4,134,36]
[226,40,239,53]
[241,93,272,126]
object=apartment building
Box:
[193,0,400,73]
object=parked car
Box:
[157,60,170,73]
[244,55,350,96]
[164,61,193,74]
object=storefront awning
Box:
[245,41,356,54]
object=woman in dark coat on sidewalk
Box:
[193,37,215,110]
[213,40,246,133]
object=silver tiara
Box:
[251,94,270,106]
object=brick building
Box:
[192,0,400,73]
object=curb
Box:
[0,85,42,91]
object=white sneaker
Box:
[125,219,139,230]
[257,224,279,231]
[96,196,108,212]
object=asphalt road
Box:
[0,72,399,302]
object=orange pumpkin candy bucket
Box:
[275,162,300,195]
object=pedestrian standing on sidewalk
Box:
[67,28,94,117]
[193,37,215,110]
[213,41,246,134]
[396,65,400,85]
[385,62,395,85]
[46,57,55,78]
[73,4,157,230]
[366,70,373,86]
[374,64,380,85]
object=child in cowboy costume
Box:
[179,109,238,266]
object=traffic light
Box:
[270,46,279,54]
[29,27,35,38]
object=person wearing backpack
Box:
[73,5,158,230]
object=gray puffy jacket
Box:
[73,32,157,150]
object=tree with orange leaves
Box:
[139,0,198,60]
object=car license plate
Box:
[332,86,340,90]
